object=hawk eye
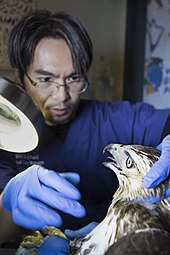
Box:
[126,157,134,168]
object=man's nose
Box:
[51,85,69,101]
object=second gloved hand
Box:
[36,222,99,255]
[64,221,99,239]
[36,235,69,255]
[2,165,85,229]
[144,135,170,200]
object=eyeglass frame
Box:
[25,73,89,94]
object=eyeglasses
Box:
[26,74,89,94]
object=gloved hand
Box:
[2,165,85,229]
[144,134,170,200]
[36,222,99,255]
[36,235,69,255]
[64,221,99,239]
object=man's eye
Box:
[39,77,52,83]
[68,75,80,83]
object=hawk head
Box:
[103,144,168,201]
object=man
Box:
[0,10,170,252]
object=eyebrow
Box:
[33,69,58,78]
[33,69,77,78]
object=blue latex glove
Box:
[144,135,170,200]
[2,165,85,229]
[64,221,99,239]
[36,235,69,255]
[36,222,98,255]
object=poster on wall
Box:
[143,0,170,108]
[0,0,36,69]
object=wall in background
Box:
[143,0,170,108]
[0,0,36,81]
[0,0,127,101]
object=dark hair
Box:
[8,9,93,83]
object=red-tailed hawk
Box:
[70,144,170,254]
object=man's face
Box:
[24,38,81,126]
